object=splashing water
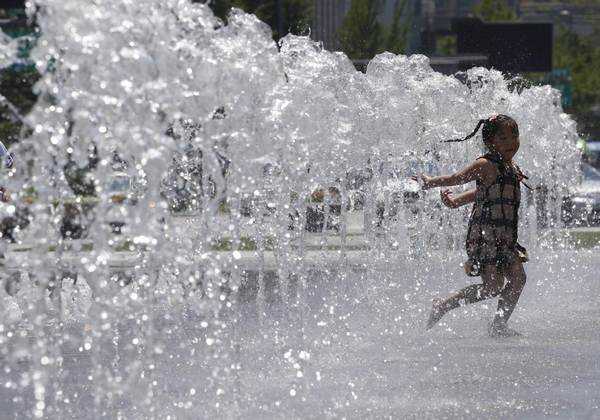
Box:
[0,0,586,418]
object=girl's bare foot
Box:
[488,318,521,338]
[426,297,447,330]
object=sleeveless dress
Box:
[462,154,529,277]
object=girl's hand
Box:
[410,174,433,190]
[440,189,457,208]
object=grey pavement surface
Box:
[1,212,600,418]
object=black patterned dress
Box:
[463,154,529,277]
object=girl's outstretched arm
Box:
[440,188,476,209]
[411,157,495,190]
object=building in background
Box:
[313,0,598,53]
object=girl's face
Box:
[488,124,520,162]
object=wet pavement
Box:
[1,213,600,418]
[202,249,600,419]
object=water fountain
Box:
[1,1,593,418]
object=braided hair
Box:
[444,114,519,146]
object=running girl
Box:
[412,114,532,337]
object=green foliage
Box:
[335,0,412,70]
[206,0,314,41]
[335,0,384,63]
[63,160,97,197]
[211,235,275,251]
[472,0,519,22]
[0,68,40,147]
[437,35,457,55]
[385,0,412,54]
[278,0,314,39]
[553,24,600,138]
[207,0,245,18]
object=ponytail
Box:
[442,119,486,143]
[442,114,512,144]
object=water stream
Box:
[0,1,588,418]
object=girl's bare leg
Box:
[427,270,504,330]
[492,260,527,327]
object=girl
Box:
[412,114,532,338]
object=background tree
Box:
[472,0,518,22]
[335,0,412,71]
[436,33,456,55]
[0,6,39,147]
[335,0,383,66]
[553,22,600,139]
[0,69,39,147]
[385,0,413,55]
[206,0,314,41]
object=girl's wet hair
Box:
[444,114,518,144]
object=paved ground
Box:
[204,248,600,419]
[1,212,600,418]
